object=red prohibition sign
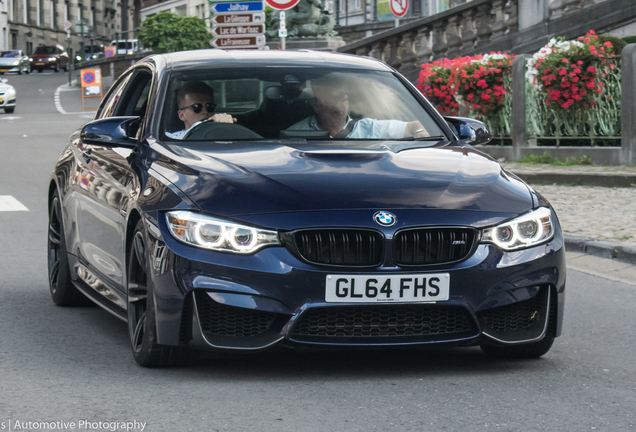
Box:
[390,0,408,17]
[265,0,300,10]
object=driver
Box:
[165,81,236,140]
[287,75,430,139]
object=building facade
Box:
[3,0,139,55]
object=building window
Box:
[354,0,361,9]
[26,41,33,55]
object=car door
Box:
[72,68,154,294]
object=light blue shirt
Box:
[288,116,408,139]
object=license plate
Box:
[0,98,3,103]
[325,273,450,303]
[36,62,44,65]
[0,69,8,73]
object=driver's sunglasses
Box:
[179,102,217,114]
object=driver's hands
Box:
[405,121,430,138]
[209,113,237,123]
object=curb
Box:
[565,236,636,265]
[512,172,636,188]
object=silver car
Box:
[0,50,30,75]
[0,78,16,113]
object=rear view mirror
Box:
[444,116,492,145]
[80,116,141,148]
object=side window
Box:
[97,73,132,119]
[115,70,153,118]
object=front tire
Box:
[4,107,14,114]
[480,336,555,359]
[48,193,87,306]
[127,220,197,367]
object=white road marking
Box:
[0,116,21,120]
[0,196,29,211]
[54,80,81,115]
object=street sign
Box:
[212,35,265,48]
[211,2,264,13]
[64,20,72,31]
[265,0,300,10]
[104,46,116,57]
[389,0,408,17]
[280,11,286,29]
[80,68,103,110]
[212,24,265,36]
[211,12,264,25]
[278,28,287,37]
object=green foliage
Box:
[598,35,627,54]
[623,36,636,45]
[518,152,593,165]
[552,155,593,166]
[138,12,212,54]
[518,152,554,164]
[265,6,275,30]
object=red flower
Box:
[559,69,567,76]
[587,66,597,73]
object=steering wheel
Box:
[184,120,264,140]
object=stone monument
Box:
[265,0,345,51]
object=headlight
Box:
[5,87,16,97]
[29,58,33,62]
[166,211,280,254]
[481,207,554,251]
[76,55,82,61]
[48,57,57,62]
[12,61,19,66]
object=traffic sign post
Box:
[104,46,116,57]
[279,11,286,50]
[210,1,266,49]
[80,68,102,110]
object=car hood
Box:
[0,58,21,65]
[30,54,56,60]
[0,83,15,92]
[150,142,533,218]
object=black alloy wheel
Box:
[37,69,42,73]
[127,219,197,367]
[48,193,88,306]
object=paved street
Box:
[0,72,635,431]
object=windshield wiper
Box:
[397,135,446,141]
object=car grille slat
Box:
[291,305,477,342]
[292,229,383,266]
[394,228,476,266]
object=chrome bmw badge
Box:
[373,211,397,227]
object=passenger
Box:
[287,75,430,139]
[166,81,236,140]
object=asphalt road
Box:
[0,71,635,432]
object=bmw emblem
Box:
[373,211,397,227]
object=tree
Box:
[138,12,212,54]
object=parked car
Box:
[110,39,139,55]
[29,45,69,72]
[0,77,16,113]
[75,44,105,62]
[47,50,566,367]
[0,50,31,75]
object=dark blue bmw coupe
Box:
[48,50,565,367]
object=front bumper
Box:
[30,60,57,69]
[0,65,21,73]
[0,95,16,108]
[145,211,566,352]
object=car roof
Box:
[156,50,393,72]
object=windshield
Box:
[161,68,446,146]
[34,47,57,55]
[1,51,20,58]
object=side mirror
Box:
[80,116,141,148]
[0,78,7,84]
[444,116,492,145]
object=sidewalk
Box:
[500,161,636,266]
